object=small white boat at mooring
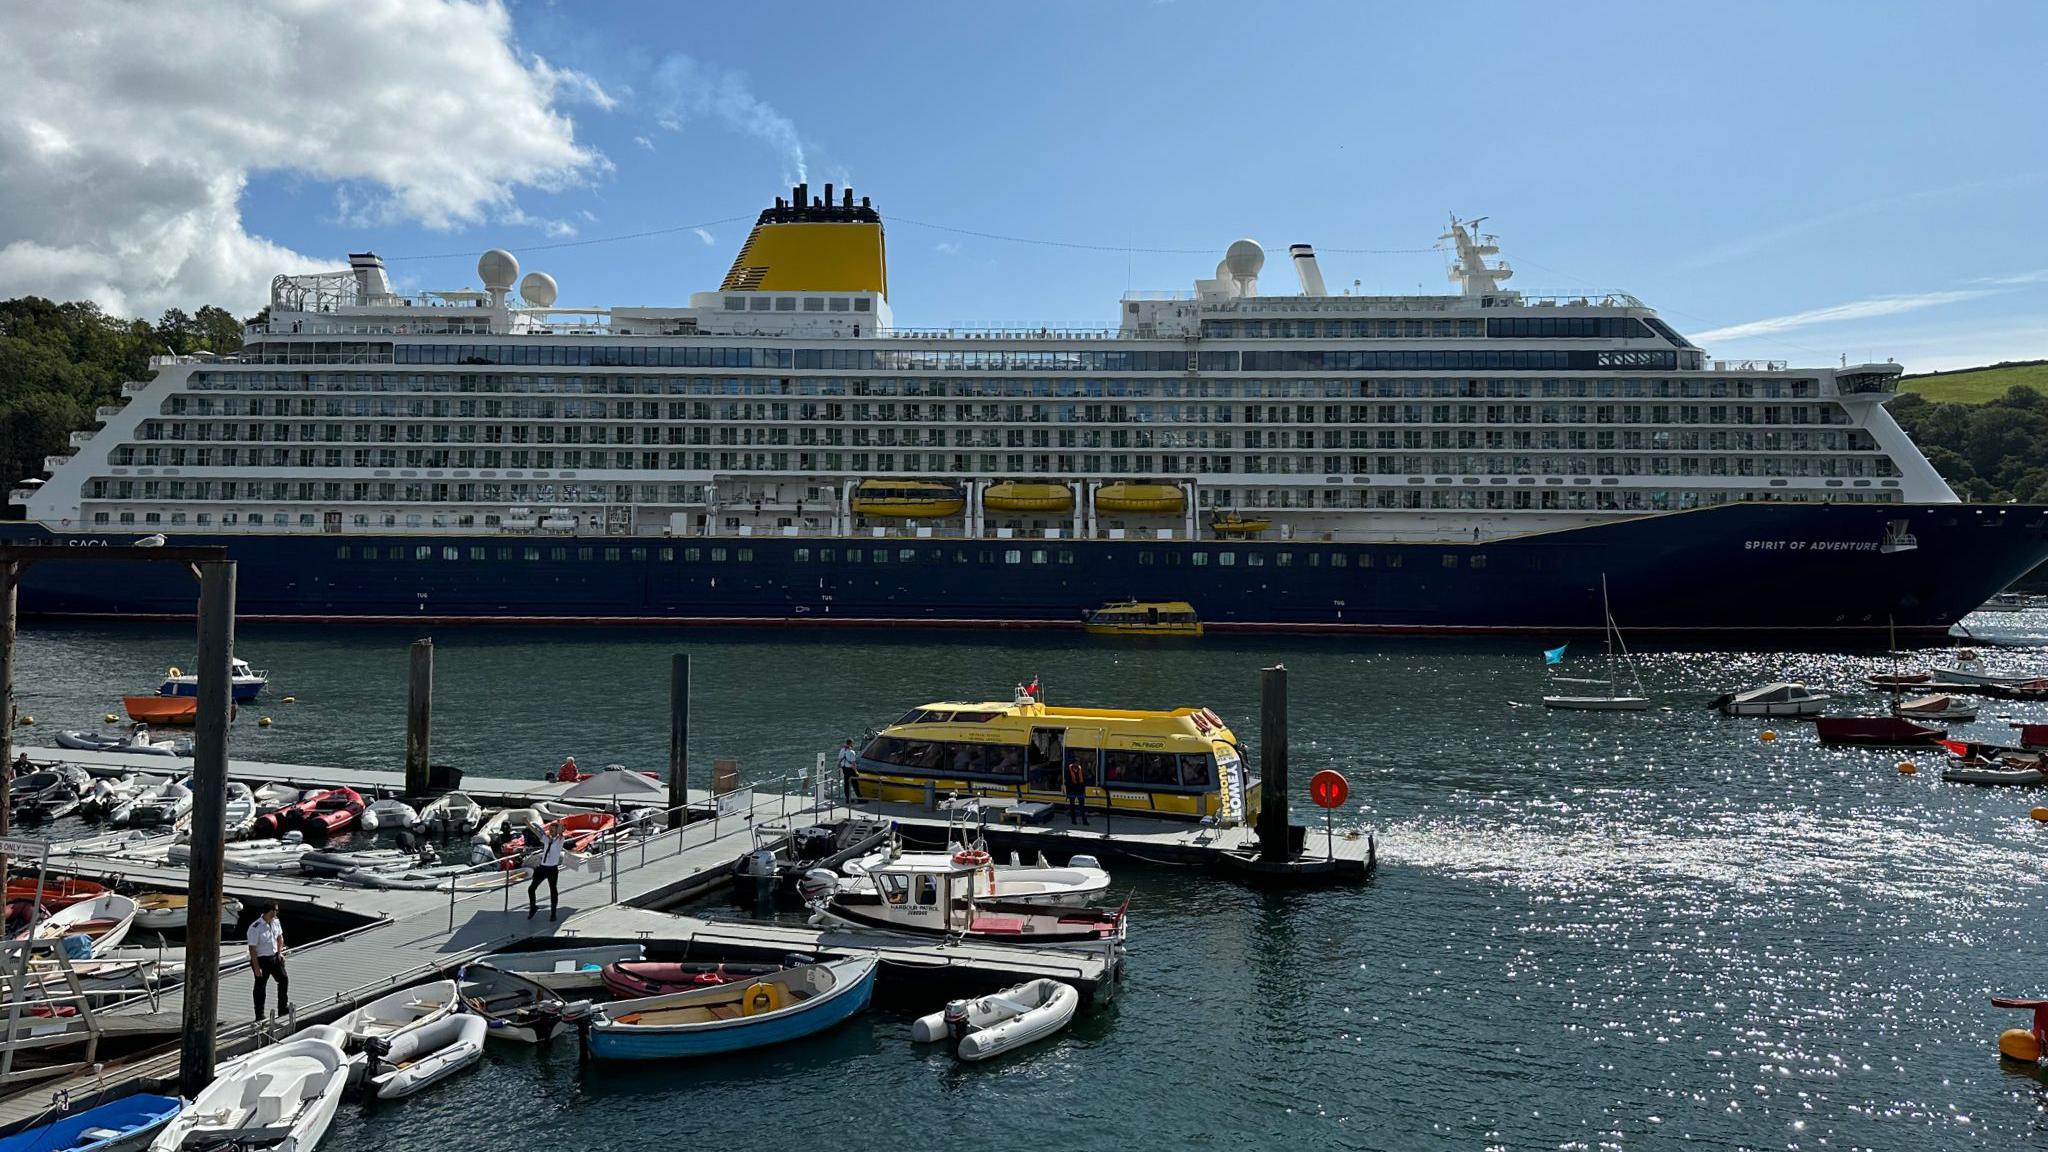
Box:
[910,977,1079,1061]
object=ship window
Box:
[794,548,810,563]
[685,548,701,561]
[336,546,351,560]
[1276,552,1293,567]
[247,513,264,525]
[873,549,888,564]
[443,547,460,561]
[724,297,745,311]
[578,547,594,561]
[1387,554,1402,568]
[1191,552,1208,566]
[1138,551,1154,566]
[1307,553,1320,567]
[738,548,753,562]
[915,875,939,906]
[854,299,871,312]
[551,547,567,560]
[803,298,824,311]
[1031,550,1047,564]
[1442,554,1457,568]
[1217,552,1236,566]
[1471,555,1487,568]
[1059,550,1074,565]
[630,548,647,561]
[471,547,487,560]
[819,548,835,563]
[829,298,851,312]
[710,548,726,562]
[660,548,674,561]
[900,549,917,563]
[416,546,433,560]
[749,298,771,311]
[1179,754,1214,787]
[950,712,998,723]
[524,547,540,560]
[361,546,379,560]
[93,512,109,525]
[1005,550,1021,564]
[879,874,909,906]
[119,512,136,524]
[775,297,796,311]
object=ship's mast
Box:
[1441,215,1516,298]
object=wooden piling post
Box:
[1257,663,1290,863]
[668,654,689,830]
[0,561,15,887]
[179,560,236,1095]
[405,638,433,794]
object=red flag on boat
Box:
[1939,739,1970,757]
[1026,676,1039,698]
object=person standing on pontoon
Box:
[837,739,860,800]
[1065,756,1091,826]
[248,904,289,1019]
[527,822,564,921]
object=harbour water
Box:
[12,619,2048,1150]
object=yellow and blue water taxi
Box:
[850,687,1254,823]
[1082,600,1203,637]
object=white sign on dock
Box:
[0,838,47,859]
[715,787,754,819]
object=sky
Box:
[0,0,2043,371]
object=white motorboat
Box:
[360,798,422,834]
[367,1012,487,1100]
[157,657,268,701]
[1543,576,1650,711]
[1897,693,1979,721]
[29,894,139,957]
[54,728,190,757]
[332,979,460,1049]
[469,808,541,862]
[1944,764,2046,785]
[80,772,153,820]
[208,781,260,840]
[455,962,594,1043]
[910,977,1079,1061]
[801,852,1127,947]
[114,778,192,828]
[844,845,1111,907]
[1934,650,2037,686]
[1712,682,1830,717]
[417,791,483,835]
[134,892,244,933]
[148,1035,348,1152]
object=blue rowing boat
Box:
[585,955,876,1060]
[0,1093,180,1152]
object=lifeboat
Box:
[851,480,965,519]
[123,695,195,724]
[1094,482,1185,516]
[4,876,108,911]
[983,482,1074,514]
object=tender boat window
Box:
[879,874,909,906]
[914,875,939,906]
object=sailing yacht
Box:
[1543,577,1650,710]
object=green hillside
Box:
[1900,360,2048,404]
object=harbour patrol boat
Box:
[8,184,2046,636]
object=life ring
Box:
[167,667,181,678]
[740,981,784,1016]
[953,849,992,868]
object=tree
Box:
[194,305,243,355]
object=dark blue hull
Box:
[4,503,2044,637]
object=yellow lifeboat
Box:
[1084,601,1203,637]
[1094,482,1185,516]
[1209,512,1272,538]
[851,480,965,519]
[983,482,1075,514]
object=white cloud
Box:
[634,135,655,152]
[692,228,717,246]
[0,0,610,316]
[1691,289,2006,344]
[1971,269,2048,286]
[935,242,961,256]
[652,54,807,183]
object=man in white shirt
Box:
[527,822,564,921]
[246,904,289,1019]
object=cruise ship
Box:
[8,184,2045,637]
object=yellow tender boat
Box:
[850,690,1254,824]
[1083,600,1202,637]
[1209,513,1272,538]
[1093,482,1185,516]
[983,482,1075,514]
[850,480,965,519]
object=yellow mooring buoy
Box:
[1759,729,1778,743]
[281,696,296,705]
[2000,1028,2043,1062]
[1897,760,1918,775]
[258,717,273,728]
[104,713,119,724]
[2031,807,2048,823]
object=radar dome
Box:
[478,249,519,292]
[519,271,558,308]
[1224,239,1265,277]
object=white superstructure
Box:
[14,190,1954,544]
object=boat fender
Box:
[2000,1028,2043,1062]
[740,982,784,1017]
[2032,807,2048,823]
[796,869,838,902]
[167,667,180,678]
[953,849,992,868]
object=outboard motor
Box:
[944,999,972,1046]
[796,868,839,903]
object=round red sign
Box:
[1309,769,1349,809]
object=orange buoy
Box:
[2031,807,2048,823]
[1897,761,1918,775]
[1760,729,1778,743]
[2000,1028,2043,1062]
